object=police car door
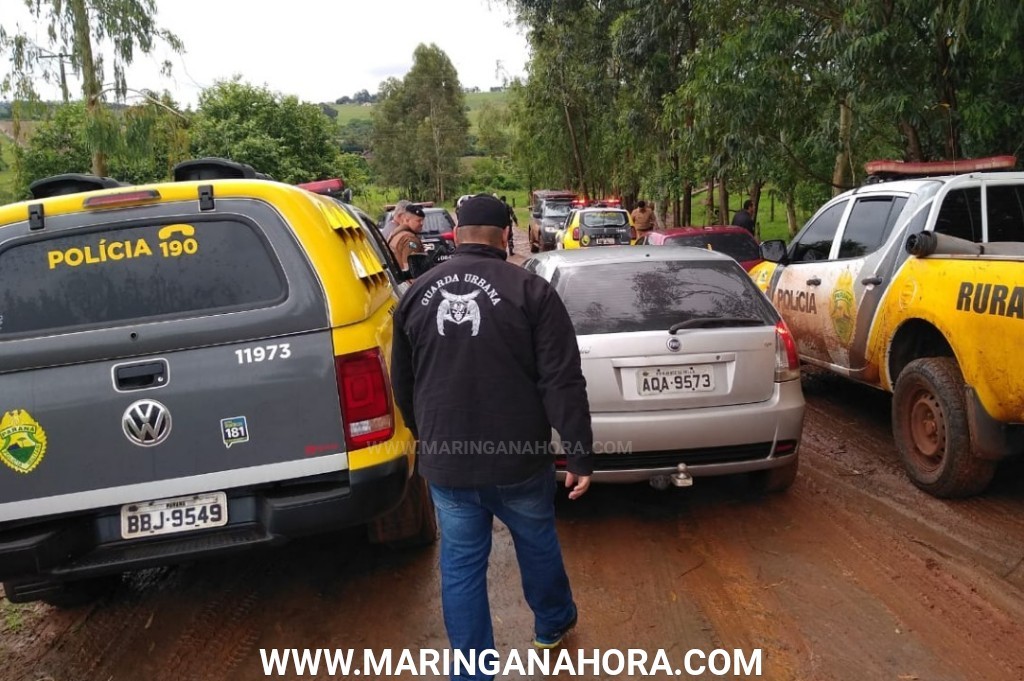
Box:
[818,194,908,376]
[769,199,849,366]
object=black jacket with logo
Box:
[391,243,594,487]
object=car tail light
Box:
[572,227,580,241]
[440,231,455,241]
[774,320,800,382]
[336,349,394,450]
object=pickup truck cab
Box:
[751,160,1024,497]
[0,159,434,605]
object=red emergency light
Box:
[297,178,345,196]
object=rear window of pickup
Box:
[0,218,285,338]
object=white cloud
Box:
[2,0,530,107]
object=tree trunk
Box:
[705,178,715,226]
[682,181,692,227]
[785,194,799,237]
[562,101,588,198]
[69,0,105,176]
[717,180,729,227]
[936,27,960,159]
[900,121,924,161]
[656,195,670,229]
[672,150,681,228]
[749,181,763,240]
[831,95,853,195]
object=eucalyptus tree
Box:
[1,0,183,176]
[371,44,469,201]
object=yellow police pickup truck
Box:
[0,159,434,605]
[751,159,1024,497]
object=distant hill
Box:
[329,89,509,132]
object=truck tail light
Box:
[774,320,800,382]
[336,349,394,450]
[83,189,161,209]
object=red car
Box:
[637,226,764,271]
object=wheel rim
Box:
[907,386,946,472]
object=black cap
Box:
[456,194,510,228]
[406,203,426,219]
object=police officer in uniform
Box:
[391,194,593,677]
[387,203,427,276]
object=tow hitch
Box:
[650,464,693,490]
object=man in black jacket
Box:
[391,194,592,677]
[731,199,756,235]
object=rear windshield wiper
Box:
[669,317,765,334]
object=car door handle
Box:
[114,360,168,391]
[806,277,821,286]
[861,277,883,286]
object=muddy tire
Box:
[367,473,437,548]
[892,357,995,498]
[749,456,799,494]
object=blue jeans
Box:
[429,465,576,681]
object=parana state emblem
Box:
[0,409,48,474]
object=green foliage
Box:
[463,156,522,192]
[13,97,188,194]
[503,0,1024,224]
[0,139,17,204]
[326,91,508,144]
[1,0,184,175]
[371,44,470,201]
[336,153,372,189]
[475,102,513,157]
[190,80,345,184]
[339,118,373,154]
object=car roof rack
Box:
[864,155,1018,183]
[172,157,275,182]
[28,173,127,200]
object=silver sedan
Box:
[525,246,805,492]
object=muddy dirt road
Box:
[3,240,1024,680]
[4,376,1023,680]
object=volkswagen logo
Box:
[122,400,172,447]
[666,337,682,352]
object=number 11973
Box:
[235,343,292,364]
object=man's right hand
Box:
[565,472,591,500]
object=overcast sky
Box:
[3,0,531,108]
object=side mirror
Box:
[760,239,787,263]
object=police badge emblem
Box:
[0,409,48,474]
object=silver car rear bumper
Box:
[556,450,798,484]
[558,378,804,483]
